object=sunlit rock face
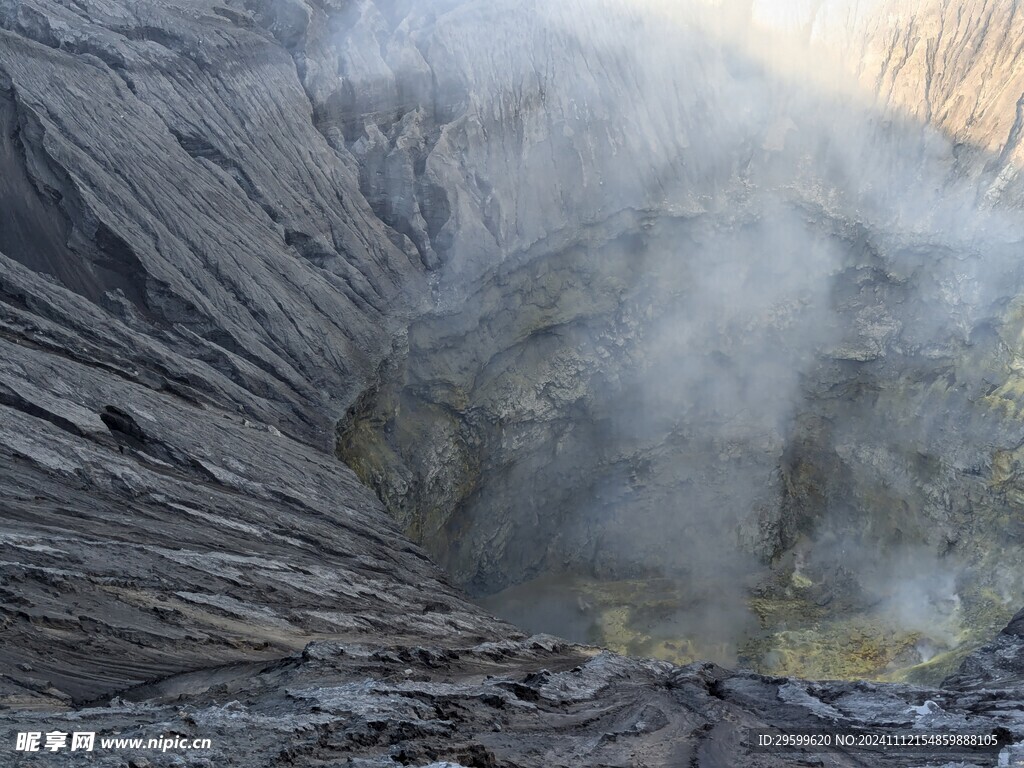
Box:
[813,0,1024,175]
[321,0,1024,676]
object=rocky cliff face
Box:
[4,0,1024,766]
[814,0,1024,186]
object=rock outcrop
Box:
[5,627,1024,766]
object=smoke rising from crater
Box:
[338,0,1024,668]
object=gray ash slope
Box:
[2,0,1024,767]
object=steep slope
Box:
[0,0,429,444]
[0,0,515,711]
[813,0,1024,197]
